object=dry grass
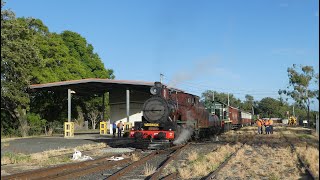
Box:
[130,153,140,161]
[142,163,156,176]
[186,150,198,162]
[178,166,192,179]
[221,140,301,179]
[296,146,319,178]
[177,143,241,179]
[163,163,177,175]
[1,143,107,166]
[1,152,31,165]
[2,142,10,147]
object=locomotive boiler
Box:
[129,82,225,143]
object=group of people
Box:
[112,121,124,137]
[256,118,273,134]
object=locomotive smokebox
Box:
[142,96,170,123]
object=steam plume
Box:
[173,127,194,145]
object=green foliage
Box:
[1,2,114,137]
[201,90,242,109]
[1,3,40,110]
[279,64,318,124]
[241,94,255,112]
[1,1,41,137]
[2,152,31,164]
[27,113,46,135]
[257,97,290,118]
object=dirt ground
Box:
[1,125,319,179]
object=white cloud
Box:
[315,11,319,17]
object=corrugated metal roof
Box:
[29,78,185,95]
[29,78,154,89]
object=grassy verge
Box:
[1,143,107,166]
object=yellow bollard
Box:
[123,122,132,137]
[100,122,107,135]
[64,122,74,138]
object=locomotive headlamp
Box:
[150,87,157,95]
[150,86,160,95]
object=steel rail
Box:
[162,172,178,180]
[106,151,158,180]
[280,128,316,180]
[49,157,132,180]
[149,143,190,180]
[203,142,246,180]
[2,153,134,180]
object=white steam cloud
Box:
[168,58,217,87]
[173,128,194,145]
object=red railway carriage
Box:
[228,106,241,129]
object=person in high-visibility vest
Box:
[261,119,265,134]
[265,119,270,134]
[269,118,273,134]
[256,119,262,134]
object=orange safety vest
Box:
[269,119,273,125]
[265,121,270,126]
[257,120,262,127]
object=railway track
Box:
[2,143,187,180]
[202,142,246,180]
[1,151,138,180]
[105,143,189,180]
[280,128,316,180]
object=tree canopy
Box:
[279,64,318,125]
[1,1,114,136]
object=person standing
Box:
[269,118,273,134]
[112,122,117,137]
[265,119,270,134]
[117,121,124,137]
[256,119,262,134]
[261,119,264,134]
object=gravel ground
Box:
[1,134,132,155]
[2,125,318,179]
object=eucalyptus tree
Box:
[279,64,319,126]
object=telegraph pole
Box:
[227,93,230,106]
[293,106,295,117]
[160,73,164,83]
[212,91,215,114]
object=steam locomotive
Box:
[129,82,252,143]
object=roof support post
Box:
[102,92,105,121]
[126,89,130,123]
[68,89,71,122]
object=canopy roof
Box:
[29,78,184,95]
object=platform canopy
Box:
[29,78,157,95]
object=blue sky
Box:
[5,0,319,110]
